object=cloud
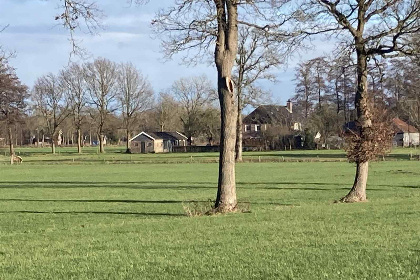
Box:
[0,0,317,102]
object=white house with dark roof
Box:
[129,131,188,153]
[392,118,419,147]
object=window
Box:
[245,125,251,132]
[147,142,152,147]
[255,124,261,131]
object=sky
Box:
[0,0,329,105]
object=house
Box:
[343,118,419,147]
[242,100,302,149]
[243,101,300,133]
[392,118,419,147]
[129,131,188,153]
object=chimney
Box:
[286,99,293,113]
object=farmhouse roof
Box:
[130,131,188,142]
[392,118,419,133]
[243,105,292,124]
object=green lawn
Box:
[0,155,419,279]
[1,146,418,164]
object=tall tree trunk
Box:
[335,79,340,115]
[305,89,309,119]
[15,125,18,146]
[341,161,368,202]
[235,92,243,162]
[215,75,238,212]
[8,125,14,156]
[214,0,238,213]
[99,133,105,153]
[341,47,371,202]
[126,129,131,153]
[318,74,322,107]
[77,128,82,154]
[51,129,57,154]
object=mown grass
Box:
[0,157,419,279]
[0,146,419,164]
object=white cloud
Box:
[0,0,333,103]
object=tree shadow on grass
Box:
[260,153,346,159]
[0,181,409,190]
[0,199,208,203]
[0,210,185,217]
[0,198,299,207]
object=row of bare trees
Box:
[31,58,154,154]
[1,60,222,154]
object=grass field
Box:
[0,146,419,164]
[0,148,419,279]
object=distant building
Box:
[343,118,419,147]
[129,131,188,153]
[392,118,419,147]
[242,101,302,149]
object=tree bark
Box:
[99,133,105,153]
[214,0,238,213]
[341,45,371,202]
[341,161,368,202]
[235,93,243,162]
[215,76,238,212]
[8,125,14,156]
[126,130,131,153]
[77,128,82,154]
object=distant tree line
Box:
[291,52,419,148]
[0,57,222,154]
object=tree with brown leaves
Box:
[0,57,27,160]
[296,0,420,202]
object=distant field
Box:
[0,156,419,279]
[0,146,418,164]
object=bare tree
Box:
[385,56,420,127]
[154,92,182,132]
[310,57,328,107]
[0,57,27,159]
[169,75,215,144]
[84,58,118,153]
[293,61,315,120]
[234,26,281,162]
[60,63,87,153]
[324,53,356,121]
[33,73,70,154]
[118,62,153,153]
[297,0,420,202]
[56,0,102,57]
[150,0,293,212]
[202,106,221,145]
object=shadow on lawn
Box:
[262,153,346,159]
[0,210,185,216]
[0,181,408,190]
[0,198,299,207]
[0,198,207,203]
